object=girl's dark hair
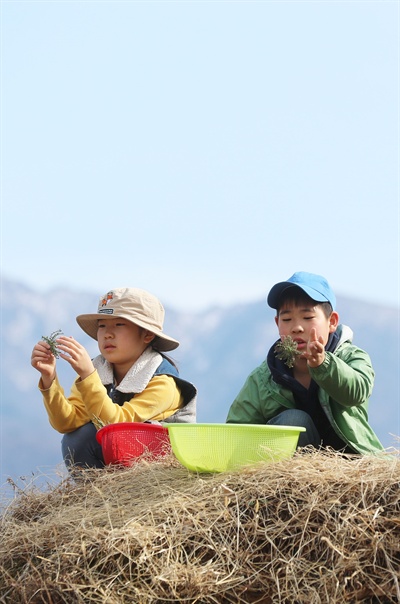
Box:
[157,351,179,370]
[277,288,333,318]
[139,327,179,370]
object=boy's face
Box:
[97,318,155,368]
[275,301,339,357]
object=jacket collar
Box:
[92,347,162,394]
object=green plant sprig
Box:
[92,415,110,430]
[274,335,302,368]
[41,329,63,358]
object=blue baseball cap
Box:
[267,272,336,310]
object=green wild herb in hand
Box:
[42,329,63,358]
[91,415,110,430]
[274,335,302,368]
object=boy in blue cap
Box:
[226,272,384,455]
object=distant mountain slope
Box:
[1,277,399,485]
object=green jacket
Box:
[226,325,384,455]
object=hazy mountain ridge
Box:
[1,277,399,485]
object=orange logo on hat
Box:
[100,291,114,308]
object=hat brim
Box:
[76,313,180,352]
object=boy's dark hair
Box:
[276,287,333,318]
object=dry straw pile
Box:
[1,449,399,604]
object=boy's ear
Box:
[329,311,339,332]
[274,315,279,328]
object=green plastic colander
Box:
[166,423,306,473]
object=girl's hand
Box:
[303,327,325,368]
[56,336,95,380]
[31,341,57,388]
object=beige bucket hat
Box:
[76,287,179,352]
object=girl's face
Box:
[275,301,338,354]
[97,318,155,368]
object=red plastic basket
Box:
[96,422,171,466]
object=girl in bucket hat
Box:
[31,287,197,470]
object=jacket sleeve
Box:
[226,365,276,424]
[309,345,374,407]
[40,375,92,433]
[80,373,182,425]
[40,371,182,433]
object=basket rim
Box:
[96,422,168,444]
[166,423,306,432]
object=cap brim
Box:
[267,282,331,309]
[267,282,295,309]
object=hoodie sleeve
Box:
[226,362,287,423]
[308,344,374,407]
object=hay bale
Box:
[1,449,399,603]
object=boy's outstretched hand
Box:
[303,327,325,368]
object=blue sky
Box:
[1,1,399,312]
